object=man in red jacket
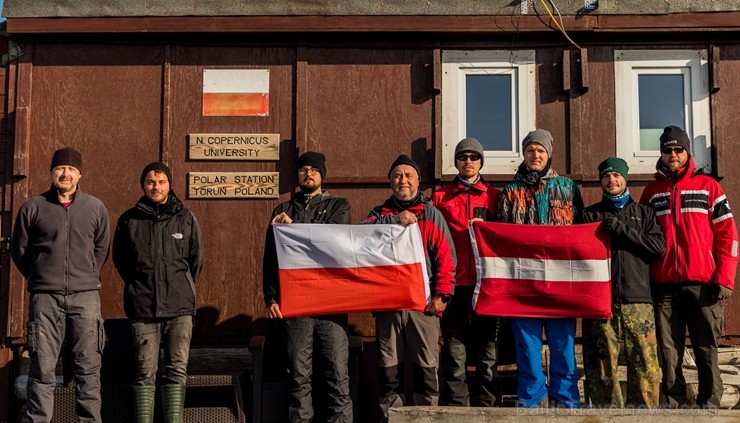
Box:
[432,138,501,406]
[363,154,456,422]
[640,126,739,408]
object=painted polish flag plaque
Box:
[202,69,269,116]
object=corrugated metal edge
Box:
[4,0,740,18]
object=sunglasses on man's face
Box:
[456,153,481,162]
[661,147,685,155]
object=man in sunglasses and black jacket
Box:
[640,126,738,408]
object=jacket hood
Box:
[135,191,183,217]
[452,175,490,195]
[654,156,698,181]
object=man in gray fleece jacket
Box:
[12,147,110,423]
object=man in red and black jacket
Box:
[432,138,501,407]
[640,126,739,408]
[363,154,456,422]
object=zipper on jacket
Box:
[64,206,70,295]
[671,181,681,281]
[614,208,623,303]
[466,190,472,286]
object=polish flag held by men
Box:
[273,223,431,318]
[471,221,612,319]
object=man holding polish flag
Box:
[363,154,456,422]
[262,151,353,423]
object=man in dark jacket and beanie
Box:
[263,151,353,423]
[113,162,203,423]
[582,157,665,408]
[641,126,738,408]
[432,138,501,406]
[363,154,456,422]
[13,147,110,423]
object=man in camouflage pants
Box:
[582,157,665,407]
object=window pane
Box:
[466,74,513,151]
[638,74,685,151]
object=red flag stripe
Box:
[474,279,610,318]
[278,263,427,317]
[472,222,609,261]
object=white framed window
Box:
[442,50,536,175]
[615,49,711,174]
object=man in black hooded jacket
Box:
[263,151,353,423]
[113,162,203,423]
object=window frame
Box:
[614,49,711,174]
[441,50,536,175]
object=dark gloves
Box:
[603,216,624,234]
[717,285,734,301]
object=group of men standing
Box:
[263,124,737,422]
[9,121,737,422]
[12,149,202,422]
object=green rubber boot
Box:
[161,383,187,423]
[132,385,156,423]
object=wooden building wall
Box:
[3,36,740,348]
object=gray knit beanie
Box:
[522,129,554,157]
[454,137,485,165]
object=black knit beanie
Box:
[296,151,327,178]
[140,162,172,188]
[660,126,691,155]
[387,154,421,179]
[50,147,83,171]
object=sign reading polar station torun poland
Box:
[187,133,279,199]
[188,172,279,199]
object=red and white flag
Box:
[273,223,431,318]
[471,222,612,319]
[202,69,269,116]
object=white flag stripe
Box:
[480,257,611,282]
[274,223,425,269]
[203,69,269,93]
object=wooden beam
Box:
[579,47,589,92]
[6,13,740,34]
[711,44,721,93]
[562,49,571,94]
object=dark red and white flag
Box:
[471,222,612,319]
[274,223,430,318]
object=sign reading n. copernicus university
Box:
[188,133,279,160]
[188,172,279,199]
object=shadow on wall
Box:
[194,306,254,343]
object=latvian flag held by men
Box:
[273,223,431,318]
[471,222,612,319]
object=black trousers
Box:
[283,315,353,423]
[440,286,499,406]
[653,283,724,408]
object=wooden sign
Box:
[188,133,279,160]
[188,172,279,199]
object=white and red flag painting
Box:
[202,69,269,116]
[273,223,431,318]
[471,222,612,319]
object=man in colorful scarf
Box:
[496,128,583,408]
